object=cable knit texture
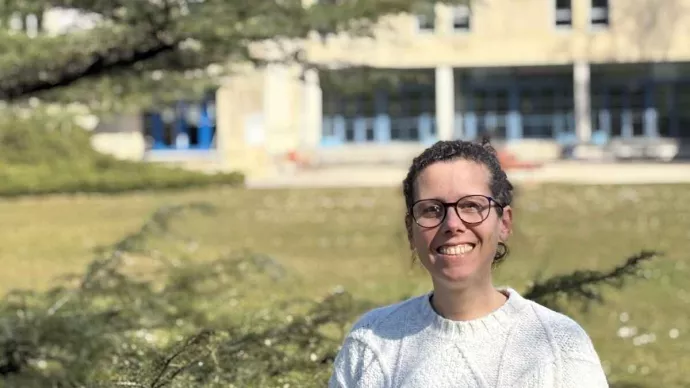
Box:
[329,288,609,388]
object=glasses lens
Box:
[412,200,445,227]
[456,195,491,224]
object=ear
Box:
[405,214,415,250]
[498,206,513,242]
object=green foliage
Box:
[524,250,661,313]
[0,111,244,197]
[0,201,660,387]
[0,0,468,109]
[0,202,371,387]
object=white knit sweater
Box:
[329,288,609,388]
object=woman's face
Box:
[408,159,512,290]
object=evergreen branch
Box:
[82,201,216,289]
[523,250,660,311]
[148,329,214,388]
[1,38,181,101]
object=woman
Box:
[328,140,609,388]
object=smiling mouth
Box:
[436,244,475,256]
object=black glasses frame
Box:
[409,194,505,229]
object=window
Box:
[591,0,609,27]
[554,0,572,28]
[416,9,435,32]
[452,5,471,31]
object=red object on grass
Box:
[497,150,541,170]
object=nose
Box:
[441,206,467,233]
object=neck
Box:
[430,282,507,321]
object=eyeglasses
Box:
[409,195,505,229]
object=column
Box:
[574,61,592,142]
[262,64,293,153]
[435,66,455,140]
[301,68,322,148]
[262,64,279,148]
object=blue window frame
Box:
[143,93,217,151]
[458,69,574,143]
[321,72,436,146]
[650,80,690,139]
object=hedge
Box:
[0,112,244,197]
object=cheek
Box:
[411,227,436,251]
[474,222,502,244]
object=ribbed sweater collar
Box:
[415,287,529,342]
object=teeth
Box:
[438,244,474,255]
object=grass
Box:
[0,183,689,387]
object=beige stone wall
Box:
[91,115,146,161]
[302,0,690,68]
[214,65,318,177]
[215,69,271,177]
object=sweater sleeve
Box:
[561,356,609,388]
[328,336,388,388]
[536,305,610,388]
[553,320,610,388]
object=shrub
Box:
[0,111,244,197]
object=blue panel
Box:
[464,113,477,140]
[552,113,565,139]
[599,110,611,136]
[485,113,498,132]
[333,115,346,142]
[375,115,391,143]
[644,109,658,138]
[507,82,522,141]
[591,130,609,146]
[453,112,463,139]
[374,89,390,143]
[354,117,367,143]
[151,113,166,149]
[621,111,633,138]
[644,80,658,138]
[198,103,214,149]
[507,112,521,141]
[320,116,345,146]
[419,114,435,144]
[620,88,634,138]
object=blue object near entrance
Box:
[144,95,217,151]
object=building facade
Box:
[8,1,690,176]
[196,0,690,177]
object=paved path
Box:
[246,161,690,189]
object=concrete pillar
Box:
[301,68,322,148]
[435,65,455,141]
[574,61,592,142]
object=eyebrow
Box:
[417,193,490,202]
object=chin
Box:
[437,267,478,284]
[429,253,481,283]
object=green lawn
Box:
[1,184,689,387]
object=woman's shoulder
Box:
[523,298,601,359]
[347,293,430,338]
